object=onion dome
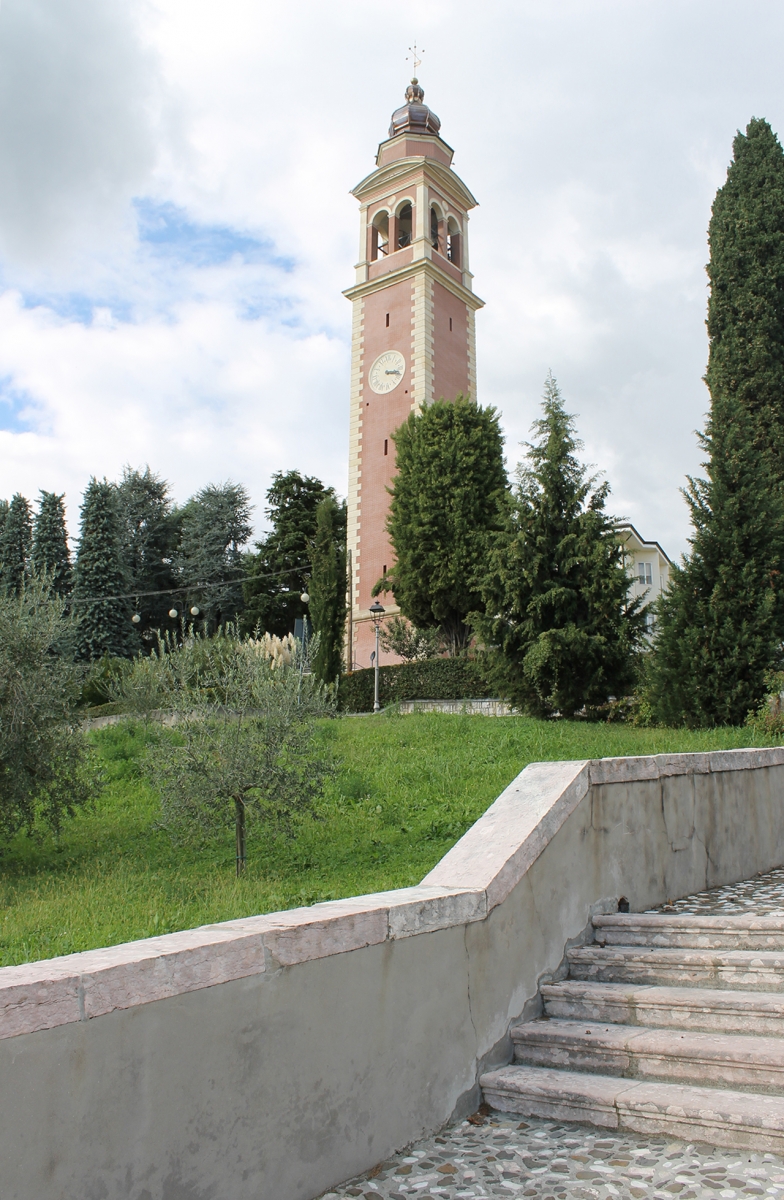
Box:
[389,79,441,138]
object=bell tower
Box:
[344,79,484,668]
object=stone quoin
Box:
[344,79,484,668]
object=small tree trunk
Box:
[235,796,246,877]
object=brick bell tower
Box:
[344,78,484,668]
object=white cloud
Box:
[0,0,784,555]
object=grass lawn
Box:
[0,713,778,967]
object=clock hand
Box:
[385,369,401,375]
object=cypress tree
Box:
[309,495,347,685]
[648,119,784,725]
[385,395,508,654]
[477,374,644,717]
[72,478,136,660]
[32,491,72,594]
[0,493,32,592]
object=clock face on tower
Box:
[368,350,406,395]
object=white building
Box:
[617,522,672,628]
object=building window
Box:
[638,562,653,585]
[449,317,453,332]
[397,203,412,248]
[370,211,389,261]
[430,206,439,250]
[447,217,461,267]
[385,313,390,327]
[384,439,388,456]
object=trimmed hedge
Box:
[338,656,493,713]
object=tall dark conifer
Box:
[115,466,180,635]
[178,482,252,631]
[72,478,136,660]
[242,471,331,636]
[385,395,508,653]
[477,375,643,717]
[309,495,347,685]
[0,493,32,592]
[32,491,72,594]
[649,119,784,725]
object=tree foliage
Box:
[178,482,252,632]
[647,119,784,725]
[309,495,347,685]
[383,396,508,653]
[116,466,180,636]
[476,374,643,717]
[0,577,98,844]
[117,628,332,875]
[243,470,333,637]
[0,493,32,593]
[72,478,137,660]
[378,615,444,662]
[32,491,71,595]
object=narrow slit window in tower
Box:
[449,317,453,332]
[385,313,390,327]
[384,439,388,455]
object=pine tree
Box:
[115,466,180,635]
[477,375,644,717]
[178,482,252,631]
[242,471,332,637]
[72,478,136,660]
[0,500,9,545]
[0,493,32,592]
[384,395,508,653]
[309,495,347,685]
[32,491,72,594]
[648,119,784,725]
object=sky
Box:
[0,0,783,557]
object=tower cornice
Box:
[342,255,485,311]
[352,155,479,213]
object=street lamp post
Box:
[369,601,385,712]
[298,591,310,704]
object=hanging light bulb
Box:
[190,605,200,616]
[300,592,310,604]
[169,608,178,619]
[131,613,141,624]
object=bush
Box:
[746,671,784,738]
[338,656,493,713]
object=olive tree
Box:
[0,577,97,844]
[116,628,333,875]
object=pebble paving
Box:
[320,869,784,1200]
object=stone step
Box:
[479,1065,784,1152]
[541,980,784,1035]
[593,912,784,950]
[511,1018,784,1090]
[568,945,784,990]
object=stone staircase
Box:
[480,912,784,1151]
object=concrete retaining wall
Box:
[2,747,783,1200]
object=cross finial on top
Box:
[407,42,424,77]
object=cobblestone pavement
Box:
[320,869,784,1200]
[320,1112,784,1199]
[649,866,784,915]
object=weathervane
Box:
[407,42,424,77]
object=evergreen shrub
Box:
[338,656,492,713]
